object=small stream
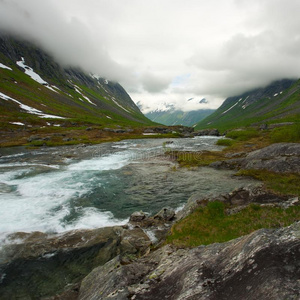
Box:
[0,137,256,236]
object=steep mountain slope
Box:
[195,79,300,131]
[145,108,214,126]
[0,33,153,132]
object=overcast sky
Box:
[1,0,300,112]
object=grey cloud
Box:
[0,0,300,112]
[141,72,171,93]
[0,0,129,82]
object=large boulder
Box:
[129,211,147,223]
[0,226,151,299]
[79,222,300,300]
[154,207,175,221]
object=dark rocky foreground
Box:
[0,226,151,299]
[79,222,300,300]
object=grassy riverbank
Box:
[167,201,300,248]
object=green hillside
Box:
[0,34,154,138]
[195,79,300,132]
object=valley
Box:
[0,31,299,300]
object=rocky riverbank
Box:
[79,222,300,300]
[0,142,299,299]
[211,142,300,173]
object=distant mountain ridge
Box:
[145,108,214,126]
[195,79,299,131]
[0,33,153,130]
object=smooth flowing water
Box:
[0,137,255,236]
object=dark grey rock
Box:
[194,129,220,136]
[129,211,147,223]
[79,222,300,300]
[154,207,175,221]
[176,185,294,221]
[211,143,300,173]
[27,135,42,142]
[259,123,268,130]
[0,226,150,299]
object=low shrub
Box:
[226,129,260,141]
[216,138,235,147]
[270,123,300,143]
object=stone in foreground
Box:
[79,222,300,300]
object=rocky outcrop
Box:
[194,128,220,136]
[176,184,298,221]
[129,208,176,244]
[0,226,151,299]
[79,222,300,300]
[143,126,194,135]
[211,143,300,173]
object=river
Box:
[0,137,255,238]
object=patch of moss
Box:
[236,169,300,196]
[167,150,226,167]
[216,138,235,147]
[166,201,300,248]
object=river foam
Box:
[0,137,253,237]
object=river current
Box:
[0,137,255,237]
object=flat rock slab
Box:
[212,143,300,173]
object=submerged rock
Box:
[79,222,300,300]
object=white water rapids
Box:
[0,137,255,238]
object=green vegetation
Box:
[225,128,260,141]
[237,169,300,196]
[166,201,300,248]
[195,79,300,132]
[270,123,300,143]
[169,150,226,167]
[216,138,235,147]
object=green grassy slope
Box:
[0,34,153,131]
[195,79,300,132]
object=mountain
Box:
[0,33,153,135]
[145,108,214,126]
[195,79,300,131]
[141,101,214,126]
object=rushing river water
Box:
[0,137,255,236]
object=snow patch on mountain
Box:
[71,83,97,106]
[16,58,60,94]
[0,91,65,119]
[17,57,48,84]
[10,122,25,126]
[222,98,243,114]
[111,97,130,113]
[0,63,12,70]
